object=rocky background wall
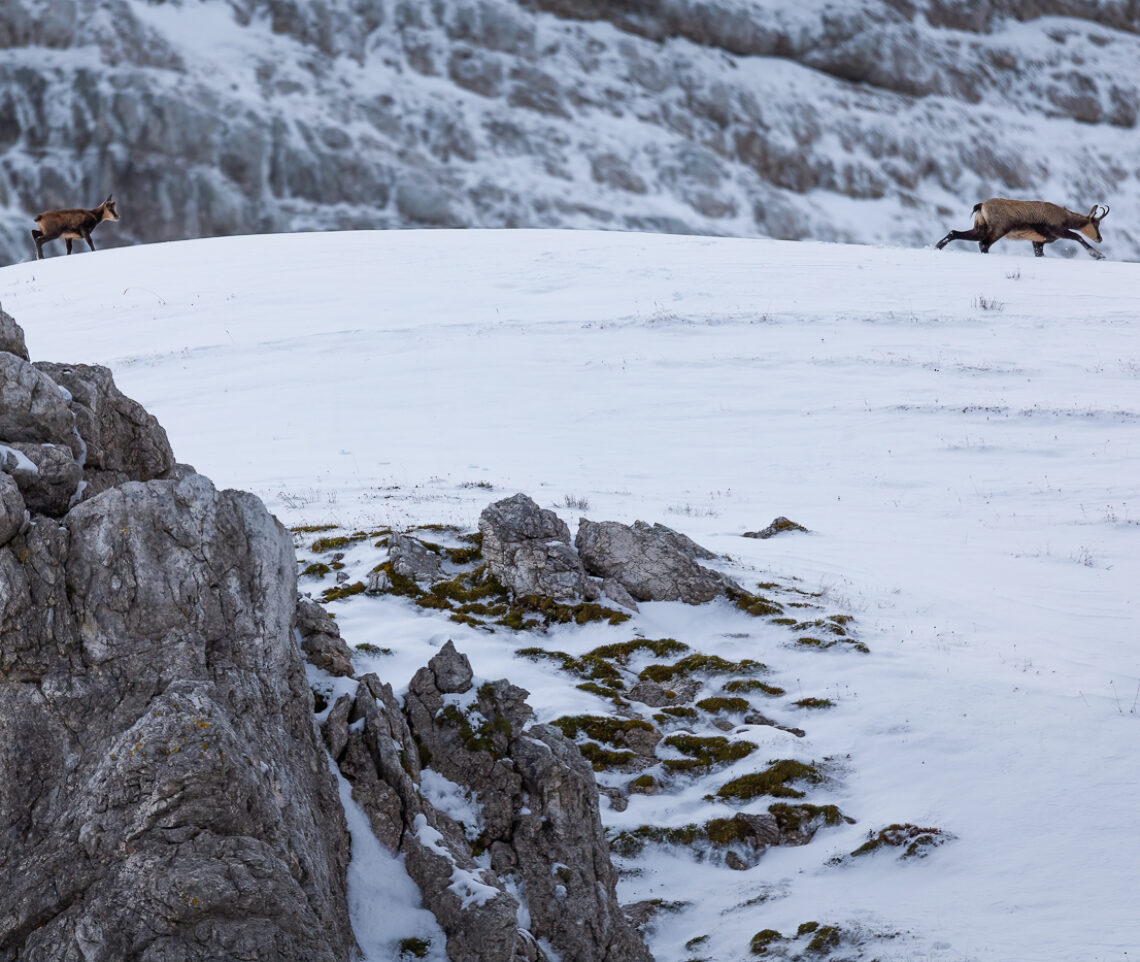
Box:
[1,0,1137,264]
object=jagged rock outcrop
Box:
[295,596,355,677]
[0,342,177,516]
[388,530,445,584]
[325,641,654,962]
[2,0,1138,265]
[576,518,738,604]
[0,314,353,962]
[479,493,599,600]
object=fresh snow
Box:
[2,228,1138,961]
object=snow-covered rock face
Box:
[1,0,1137,263]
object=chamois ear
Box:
[105,194,113,204]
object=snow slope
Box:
[2,229,1138,961]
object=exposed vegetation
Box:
[663,733,756,770]
[715,760,822,800]
[695,696,752,714]
[321,581,366,602]
[640,653,767,684]
[849,823,952,860]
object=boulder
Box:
[479,493,598,600]
[0,351,81,456]
[0,471,28,546]
[35,361,176,497]
[575,519,736,604]
[2,440,82,515]
[295,596,356,677]
[0,307,28,360]
[388,530,445,583]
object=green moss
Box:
[722,679,766,694]
[299,562,331,578]
[768,803,847,834]
[578,743,638,770]
[727,587,785,618]
[587,638,689,663]
[641,654,767,684]
[552,714,657,744]
[510,595,631,628]
[695,696,751,714]
[793,697,835,709]
[575,683,627,706]
[805,925,841,954]
[311,532,371,553]
[850,823,950,859]
[664,734,756,768]
[311,688,329,713]
[631,774,657,789]
[415,593,455,611]
[749,930,785,955]
[770,617,798,627]
[796,922,819,937]
[715,759,822,800]
[438,703,513,758]
[320,581,366,602]
[291,524,337,534]
[354,643,392,656]
[662,758,708,774]
[398,937,431,959]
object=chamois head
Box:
[1082,205,1110,242]
[99,195,120,223]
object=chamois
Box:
[935,198,1109,259]
[31,195,120,260]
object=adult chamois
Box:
[31,195,120,260]
[935,198,1109,259]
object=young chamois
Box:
[935,198,1109,259]
[31,195,120,260]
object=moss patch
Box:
[664,733,756,769]
[640,653,767,684]
[321,581,366,602]
[792,697,835,710]
[850,823,952,859]
[299,562,331,578]
[749,929,786,956]
[715,759,822,800]
[695,696,751,714]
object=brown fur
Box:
[937,197,1109,259]
[32,195,120,260]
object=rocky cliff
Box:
[1,0,1137,264]
[0,308,354,961]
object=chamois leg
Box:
[1057,229,1105,260]
[1033,242,1045,257]
[83,230,96,253]
[935,226,986,250]
[65,238,74,255]
[31,229,44,260]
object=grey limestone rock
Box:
[331,641,654,962]
[2,440,82,515]
[479,493,599,600]
[0,351,82,457]
[388,530,445,583]
[35,361,176,498]
[0,472,27,547]
[0,308,28,360]
[0,311,354,962]
[575,518,737,604]
[295,596,356,677]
